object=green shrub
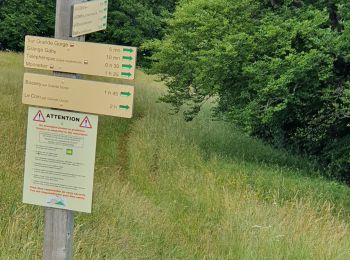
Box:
[0,0,177,54]
[323,136,350,182]
[0,0,55,50]
[144,0,350,182]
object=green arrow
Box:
[122,64,132,69]
[119,105,130,110]
[121,72,132,77]
[120,92,132,97]
[122,56,133,61]
[123,48,133,53]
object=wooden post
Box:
[44,208,74,259]
[43,1,84,259]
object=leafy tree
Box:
[88,0,177,64]
[145,0,350,182]
[0,0,177,51]
[0,0,55,50]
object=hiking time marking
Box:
[24,36,137,80]
[72,0,108,37]
[22,73,134,118]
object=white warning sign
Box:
[23,107,98,213]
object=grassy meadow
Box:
[1,51,350,259]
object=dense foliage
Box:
[145,0,350,182]
[0,0,55,50]
[88,0,176,64]
[0,0,176,51]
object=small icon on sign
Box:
[66,149,73,155]
[33,110,45,122]
[47,196,66,207]
[80,116,92,128]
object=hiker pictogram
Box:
[33,110,45,122]
[80,116,92,128]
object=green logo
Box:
[66,149,73,155]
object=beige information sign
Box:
[22,73,134,118]
[24,35,137,80]
[72,0,108,37]
[23,107,98,213]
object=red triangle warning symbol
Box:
[80,116,92,128]
[33,110,45,122]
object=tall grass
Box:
[0,52,350,259]
[127,73,350,259]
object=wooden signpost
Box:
[23,73,134,118]
[24,36,137,80]
[72,0,108,37]
[21,0,137,259]
[43,1,84,259]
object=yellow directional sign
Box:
[24,36,137,80]
[22,73,134,118]
[72,0,108,37]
